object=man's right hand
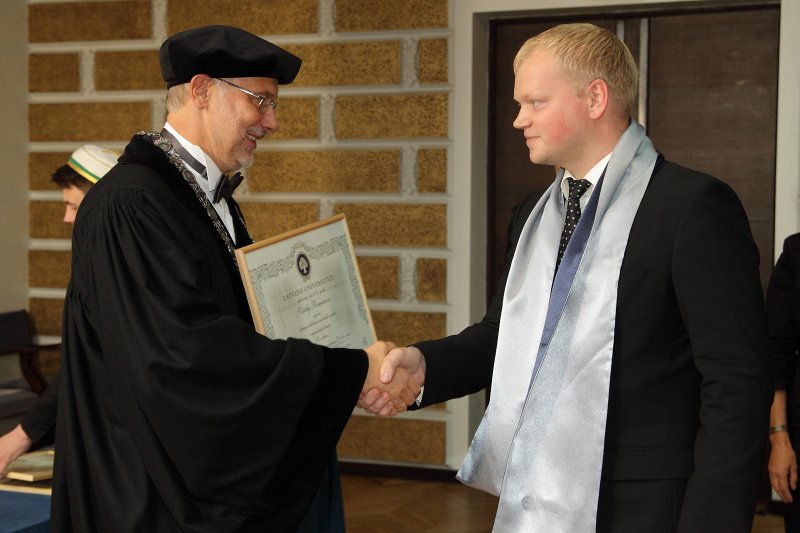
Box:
[359,346,426,416]
[0,424,33,475]
[770,430,798,503]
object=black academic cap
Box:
[159,25,302,87]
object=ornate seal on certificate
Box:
[234,214,375,348]
[296,252,311,280]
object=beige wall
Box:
[0,1,28,313]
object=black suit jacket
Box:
[415,157,771,532]
[767,234,800,424]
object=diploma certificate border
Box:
[235,214,376,344]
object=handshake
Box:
[358,341,426,417]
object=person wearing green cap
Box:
[56,144,121,223]
[0,144,118,477]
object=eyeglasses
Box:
[215,78,278,113]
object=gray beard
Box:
[236,151,254,169]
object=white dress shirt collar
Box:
[163,122,237,244]
[163,122,225,197]
[559,153,612,204]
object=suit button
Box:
[521,496,533,510]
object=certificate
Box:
[235,214,376,349]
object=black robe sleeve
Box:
[20,371,59,447]
[52,174,367,532]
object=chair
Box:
[0,310,58,427]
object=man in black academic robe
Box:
[51,26,416,532]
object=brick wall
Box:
[28,0,453,468]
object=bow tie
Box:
[212,172,243,203]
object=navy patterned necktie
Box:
[556,177,592,271]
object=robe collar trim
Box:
[137,130,246,269]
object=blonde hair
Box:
[514,23,638,115]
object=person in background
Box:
[0,144,119,474]
[767,233,800,532]
[57,145,120,224]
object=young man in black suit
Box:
[363,22,771,532]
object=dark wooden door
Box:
[487,4,779,298]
